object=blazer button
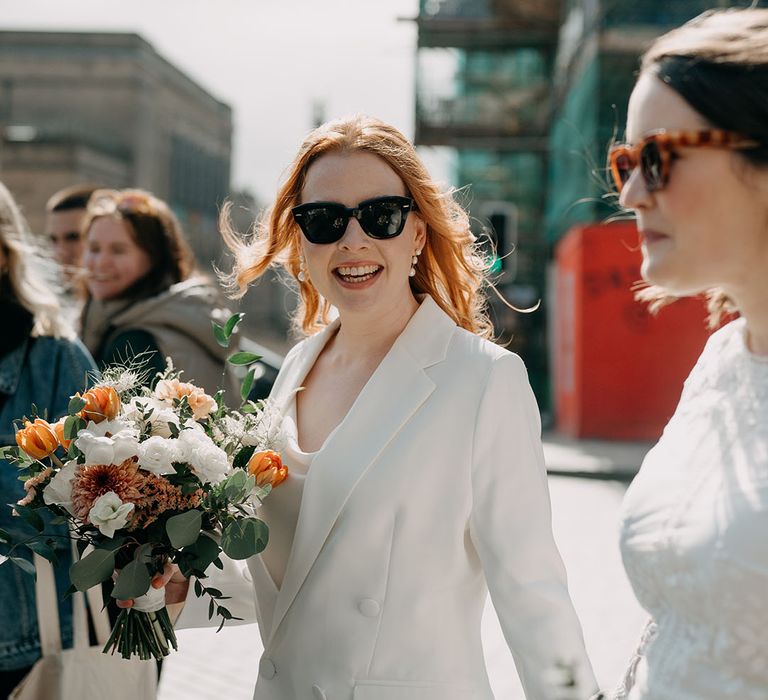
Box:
[259,657,277,679]
[311,685,327,700]
[358,598,381,617]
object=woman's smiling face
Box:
[298,149,425,321]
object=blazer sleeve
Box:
[469,353,597,699]
[174,554,258,630]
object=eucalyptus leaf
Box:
[182,533,220,574]
[63,414,85,441]
[67,396,87,416]
[70,548,115,591]
[223,470,248,501]
[27,540,58,564]
[220,518,269,560]
[233,445,256,470]
[166,510,202,549]
[13,505,44,532]
[133,542,155,565]
[10,556,36,578]
[111,559,151,600]
[227,352,262,367]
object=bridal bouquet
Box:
[0,314,287,661]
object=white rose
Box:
[81,418,132,438]
[177,429,230,484]
[43,460,78,514]
[138,436,180,476]
[75,428,139,466]
[88,491,134,538]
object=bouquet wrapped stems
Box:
[104,605,178,661]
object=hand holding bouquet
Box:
[0,314,287,661]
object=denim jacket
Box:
[0,335,95,671]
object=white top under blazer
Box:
[178,295,596,700]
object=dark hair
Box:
[46,183,103,213]
[635,8,768,326]
[82,189,197,301]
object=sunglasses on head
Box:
[291,195,415,244]
[608,128,760,193]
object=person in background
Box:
[607,8,768,699]
[173,114,597,699]
[45,184,100,285]
[78,188,234,396]
[0,180,96,697]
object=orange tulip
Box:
[52,417,72,450]
[247,450,288,488]
[15,419,59,460]
[79,386,120,423]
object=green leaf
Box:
[224,313,245,338]
[0,446,20,461]
[220,518,269,560]
[68,396,87,416]
[240,368,256,402]
[0,528,10,544]
[111,559,151,600]
[13,504,44,532]
[233,446,256,470]
[27,540,58,564]
[10,556,36,578]
[227,352,262,367]
[166,510,202,549]
[133,542,155,565]
[212,322,229,348]
[70,548,115,591]
[182,533,220,575]
[223,470,248,501]
[63,414,85,441]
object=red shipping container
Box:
[552,221,712,440]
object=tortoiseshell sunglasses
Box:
[608,129,760,193]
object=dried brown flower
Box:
[71,458,143,523]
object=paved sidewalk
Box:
[542,431,653,481]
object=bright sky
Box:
[3,0,435,203]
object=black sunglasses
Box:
[291,195,415,244]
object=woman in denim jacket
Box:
[0,181,95,696]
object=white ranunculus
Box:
[138,436,180,476]
[43,460,78,514]
[81,418,132,438]
[177,428,230,484]
[88,491,134,537]
[75,428,139,466]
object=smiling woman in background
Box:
[79,189,231,395]
[607,8,768,699]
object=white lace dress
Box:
[618,317,768,700]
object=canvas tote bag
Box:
[10,551,157,700]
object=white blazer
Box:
[178,296,596,700]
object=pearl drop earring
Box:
[298,254,307,282]
[409,248,422,277]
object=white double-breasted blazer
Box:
[178,296,596,700]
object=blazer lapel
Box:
[266,297,455,647]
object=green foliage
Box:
[9,556,36,578]
[240,368,256,402]
[67,395,87,416]
[221,518,269,560]
[63,414,86,441]
[70,548,116,591]
[111,559,151,600]
[166,510,202,549]
[227,351,262,366]
[212,313,245,349]
[12,504,44,532]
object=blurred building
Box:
[414,0,751,416]
[0,30,232,267]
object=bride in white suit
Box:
[173,115,596,700]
